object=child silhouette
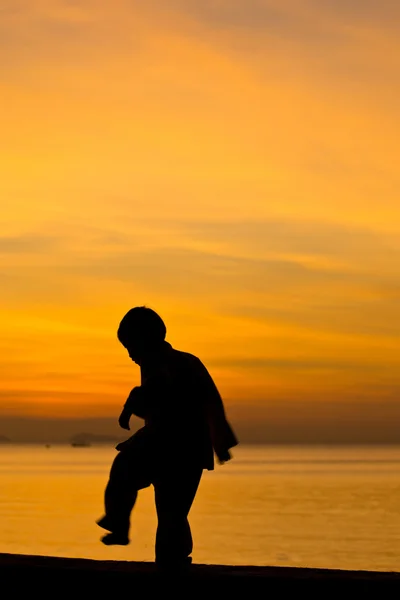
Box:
[97,306,238,567]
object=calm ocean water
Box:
[1,444,400,571]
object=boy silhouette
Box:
[97,306,238,567]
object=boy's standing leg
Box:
[153,465,203,566]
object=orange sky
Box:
[1,1,400,430]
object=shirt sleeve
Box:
[125,365,172,420]
[195,358,239,459]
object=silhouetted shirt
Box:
[125,342,238,470]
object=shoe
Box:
[101,533,130,546]
[156,556,192,572]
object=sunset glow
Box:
[1,1,400,438]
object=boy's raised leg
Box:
[97,451,140,545]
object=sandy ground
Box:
[1,553,400,595]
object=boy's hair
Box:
[117,306,167,347]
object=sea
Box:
[1,444,400,572]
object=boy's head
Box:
[117,306,167,363]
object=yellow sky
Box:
[1,0,400,428]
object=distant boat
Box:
[69,432,119,446]
[45,444,51,449]
[71,441,91,447]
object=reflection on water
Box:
[0,444,400,571]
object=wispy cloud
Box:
[0,234,60,253]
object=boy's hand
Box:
[216,448,231,465]
[116,438,133,451]
[118,406,131,430]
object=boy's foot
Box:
[156,556,192,572]
[101,533,130,546]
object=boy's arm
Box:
[118,386,149,430]
[118,367,172,429]
[196,359,239,463]
[118,389,143,430]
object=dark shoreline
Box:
[1,553,400,594]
